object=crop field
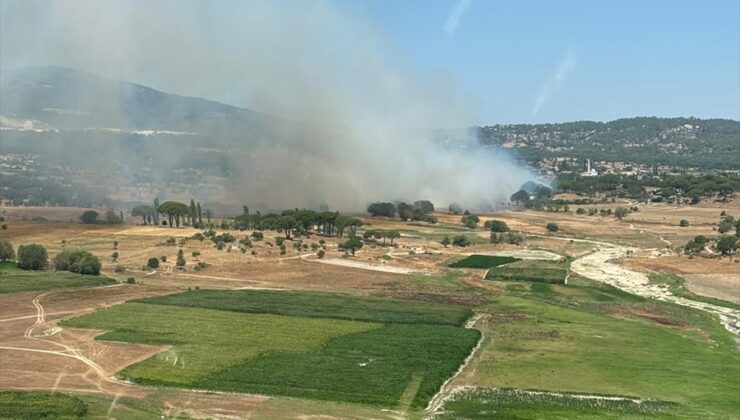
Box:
[448,254,520,269]
[485,266,568,284]
[0,262,117,294]
[62,290,480,408]
[138,289,472,326]
[0,390,88,419]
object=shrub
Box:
[251,231,264,241]
[194,261,209,271]
[165,237,176,245]
[460,214,480,229]
[114,265,126,273]
[215,241,226,250]
[317,249,326,259]
[126,277,136,284]
[111,251,119,261]
[484,219,509,233]
[440,236,451,247]
[147,257,160,269]
[452,235,470,247]
[53,250,101,275]
[160,255,167,262]
[240,238,252,248]
[0,239,15,262]
[679,219,689,227]
[192,251,201,259]
[17,244,48,270]
[546,223,559,233]
[191,232,206,241]
[79,210,99,224]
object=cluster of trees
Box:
[509,185,553,209]
[367,200,437,222]
[79,209,123,225]
[0,173,114,208]
[234,208,362,239]
[1,239,103,275]
[556,173,739,201]
[440,235,471,247]
[484,219,523,244]
[53,250,101,275]
[132,199,211,228]
[460,213,480,229]
[362,230,401,246]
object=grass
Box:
[448,255,520,269]
[436,388,678,419]
[649,273,740,311]
[137,289,472,326]
[485,267,568,284]
[459,278,740,418]
[62,302,375,386]
[0,263,117,294]
[62,291,480,409]
[0,390,87,419]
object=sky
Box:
[2,0,739,125]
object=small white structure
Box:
[583,159,598,177]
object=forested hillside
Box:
[478,117,739,170]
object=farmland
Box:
[448,254,520,269]
[62,291,480,408]
[0,198,738,418]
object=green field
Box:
[451,277,740,418]
[0,391,87,419]
[436,388,678,419]
[649,273,740,311]
[62,290,480,408]
[0,262,117,294]
[138,289,472,326]
[448,255,520,269]
[485,266,568,284]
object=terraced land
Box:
[0,262,117,294]
[62,290,480,408]
[485,266,568,284]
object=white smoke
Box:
[1,0,539,211]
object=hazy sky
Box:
[2,0,739,125]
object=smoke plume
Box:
[1,0,539,212]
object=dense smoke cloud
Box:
[1,0,539,211]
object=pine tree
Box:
[176,248,186,270]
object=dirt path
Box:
[571,245,740,335]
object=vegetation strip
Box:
[137,289,472,326]
[448,255,520,269]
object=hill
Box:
[478,117,740,171]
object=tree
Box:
[190,199,198,227]
[510,190,531,205]
[153,198,160,225]
[17,244,48,270]
[176,249,186,269]
[276,216,297,239]
[452,235,471,247]
[147,257,160,269]
[440,236,451,247]
[342,237,363,256]
[385,231,400,246]
[0,239,14,262]
[79,210,99,224]
[485,219,509,233]
[461,214,480,229]
[614,207,630,220]
[546,223,559,233]
[413,200,435,213]
[197,202,203,227]
[716,235,737,256]
[53,250,101,275]
[367,202,396,217]
[317,249,326,259]
[679,219,689,227]
[131,205,155,225]
[448,203,463,214]
[158,201,189,228]
[397,202,413,221]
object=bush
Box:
[484,219,509,233]
[317,249,326,259]
[53,250,102,275]
[452,235,471,247]
[251,231,264,241]
[194,262,209,271]
[546,223,559,233]
[460,214,480,229]
[160,255,167,262]
[215,241,226,250]
[126,277,136,284]
[147,257,160,269]
[192,251,201,259]
[17,244,48,270]
[111,251,119,261]
[79,210,99,224]
[114,265,126,273]
[0,239,15,262]
[191,232,206,241]
[679,219,689,227]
